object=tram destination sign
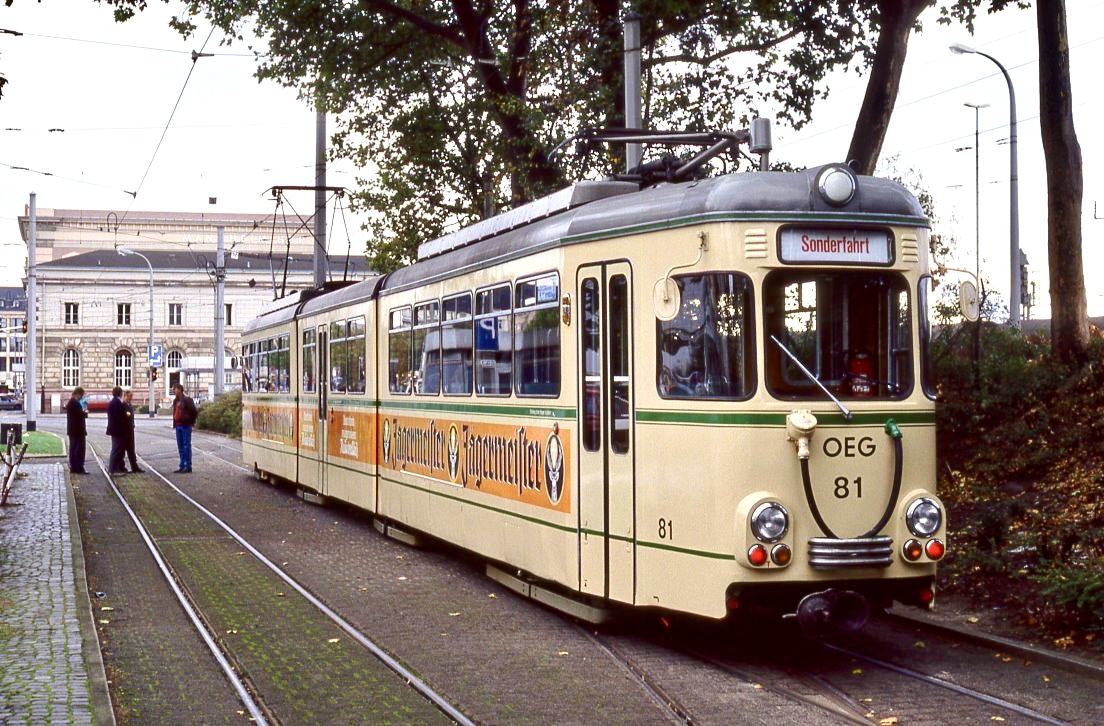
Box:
[780,228,892,265]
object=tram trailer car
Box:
[242,140,945,635]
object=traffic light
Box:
[151,366,158,382]
[21,319,27,334]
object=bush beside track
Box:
[934,322,1104,653]
[195,390,242,438]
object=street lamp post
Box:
[963,101,988,388]
[950,42,1020,327]
[117,248,157,417]
[963,101,989,284]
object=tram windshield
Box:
[764,270,913,400]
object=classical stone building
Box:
[0,288,27,392]
[19,208,370,412]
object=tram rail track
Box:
[63,419,1102,724]
[581,602,1093,725]
[86,439,468,725]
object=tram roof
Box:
[382,166,927,295]
[244,166,928,332]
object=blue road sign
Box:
[148,344,163,367]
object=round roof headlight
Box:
[751,501,789,543]
[817,165,856,206]
[906,497,943,537]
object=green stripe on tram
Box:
[635,409,936,426]
[562,210,929,245]
[381,399,576,420]
[380,474,733,561]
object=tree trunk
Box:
[846,0,933,174]
[1037,0,1089,363]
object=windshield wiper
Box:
[770,335,852,420]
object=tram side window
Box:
[388,307,413,394]
[475,285,512,396]
[276,335,291,393]
[330,320,347,393]
[764,270,912,399]
[656,273,754,399]
[919,277,936,400]
[514,274,560,397]
[242,343,253,393]
[581,278,601,452]
[347,316,366,394]
[302,329,316,393]
[414,302,440,395]
[247,343,258,393]
[258,339,271,392]
[442,293,473,395]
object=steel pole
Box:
[976,49,1020,326]
[146,258,155,416]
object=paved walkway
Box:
[0,461,113,725]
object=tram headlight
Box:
[905,498,943,537]
[816,164,857,206]
[750,502,789,543]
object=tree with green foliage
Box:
[102,1,886,270]
[99,0,1085,344]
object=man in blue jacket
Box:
[105,386,129,475]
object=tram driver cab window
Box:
[656,272,754,400]
[764,270,913,400]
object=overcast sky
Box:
[2,2,1101,318]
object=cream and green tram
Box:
[242,160,944,632]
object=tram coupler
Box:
[795,589,870,637]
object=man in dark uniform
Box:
[122,389,142,473]
[65,387,88,474]
[105,386,129,475]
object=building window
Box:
[63,349,80,388]
[115,350,133,389]
[224,303,233,327]
[168,303,183,326]
[64,302,79,325]
[117,302,132,326]
[167,350,182,369]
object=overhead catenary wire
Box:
[120,26,217,223]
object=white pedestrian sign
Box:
[148,344,163,367]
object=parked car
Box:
[0,393,23,411]
[84,393,113,413]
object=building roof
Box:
[37,248,371,277]
[22,208,287,226]
[0,287,27,311]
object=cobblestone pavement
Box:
[0,461,113,725]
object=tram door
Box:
[577,263,635,603]
[315,325,329,494]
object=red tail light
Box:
[925,539,945,560]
